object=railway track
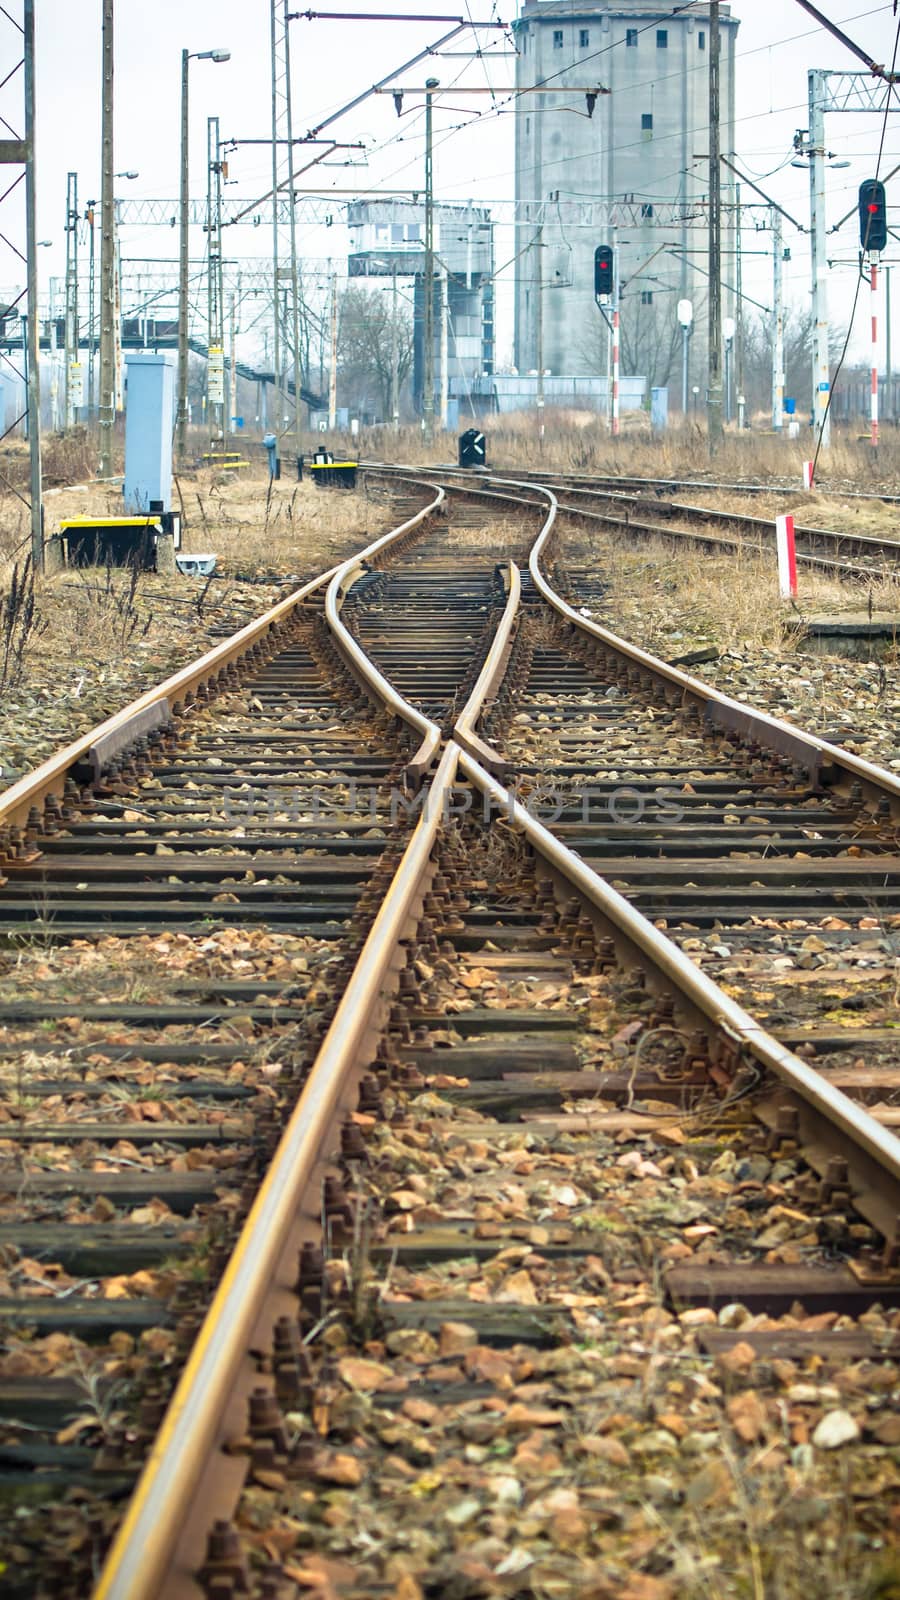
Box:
[1,467,899,1598]
[378,462,900,584]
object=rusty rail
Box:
[94,482,458,1598]
[0,569,335,839]
[93,464,900,1597]
[453,559,520,775]
[368,465,900,809]
[326,563,442,782]
[457,747,900,1245]
[93,746,459,1600]
[505,474,900,811]
[0,476,442,840]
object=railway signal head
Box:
[594,245,614,301]
[859,179,887,254]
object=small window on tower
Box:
[525,116,530,134]
[641,291,654,305]
[579,28,589,47]
[698,30,706,49]
[553,28,563,48]
[657,29,668,48]
[626,27,638,46]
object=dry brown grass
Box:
[357,414,900,494]
[444,515,528,555]
[563,522,900,656]
[176,462,381,577]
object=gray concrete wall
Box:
[514,1,738,391]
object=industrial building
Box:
[347,199,494,421]
[513,0,738,400]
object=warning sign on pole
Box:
[208,346,225,405]
[776,513,798,598]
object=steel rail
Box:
[95,479,476,1598]
[551,483,900,567]
[453,558,520,775]
[94,478,450,1599]
[363,469,900,805]
[502,474,900,811]
[0,569,336,837]
[324,478,448,781]
[457,747,900,1242]
[367,462,900,574]
[546,498,896,586]
[93,744,460,1600]
[421,461,900,512]
[0,478,442,838]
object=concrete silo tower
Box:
[513,1,739,403]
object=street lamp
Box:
[677,298,693,418]
[178,46,230,463]
[723,315,736,424]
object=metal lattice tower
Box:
[0,0,42,567]
[206,116,226,441]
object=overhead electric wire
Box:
[316,0,895,191]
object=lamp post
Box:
[422,76,438,445]
[178,46,230,464]
[677,298,693,418]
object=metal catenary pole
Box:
[282,0,304,453]
[64,170,80,429]
[177,47,190,461]
[23,0,42,568]
[611,228,620,437]
[328,269,338,428]
[808,69,831,448]
[86,199,96,415]
[206,116,225,444]
[98,0,116,477]
[422,77,437,444]
[439,261,449,430]
[734,180,745,428]
[772,207,784,431]
[535,223,544,450]
[229,289,238,433]
[706,0,724,455]
[270,0,283,437]
[390,262,399,428]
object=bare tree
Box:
[618,292,686,391]
[587,289,706,400]
[337,284,414,421]
[740,307,846,418]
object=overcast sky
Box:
[10,0,899,369]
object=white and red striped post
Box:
[610,230,620,437]
[776,513,798,598]
[871,256,880,450]
[802,459,814,490]
[611,305,620,436]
